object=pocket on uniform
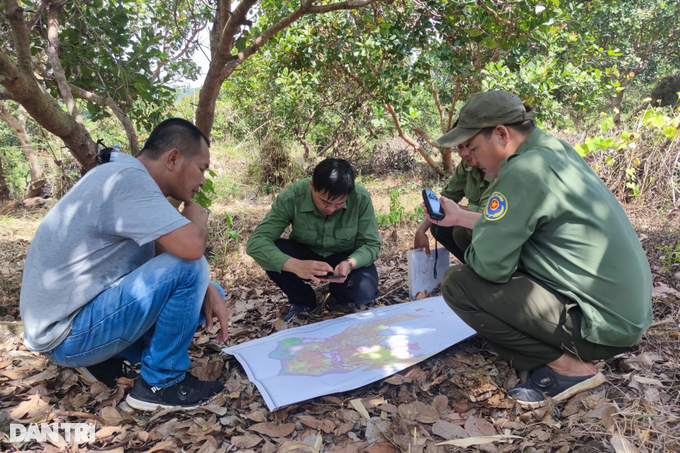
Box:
[292,226,317,243]
[64,338,131,368]
[335,226,357,250]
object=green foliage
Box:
[573,105,679,201]
[193,169,216,210]
[0,123,29,196]
[223,213,239,259]
[375,185,423,227]
[376,188,406,227]
[10,0,209,133]
[657,244,680,273]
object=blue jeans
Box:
[45,253,224,387]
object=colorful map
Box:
[223,296,475,411]
[269,314,428,376]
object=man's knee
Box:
[441,265,478,312]
[155,253,210,295]
[452,227,472,251]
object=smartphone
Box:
[422,189,445,220]
[319,273,346,279]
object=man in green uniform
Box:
[247,158,381,321]
[426,90,652,408]
[413,139,493,263]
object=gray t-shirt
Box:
[20,152,190,352]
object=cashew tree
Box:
[0,0,208,169]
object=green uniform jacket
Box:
[246,178,381,273]
[440,161,493,213]
[466,128,652,347]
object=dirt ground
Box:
[0,180,679,453]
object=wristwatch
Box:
[344,259,355,271]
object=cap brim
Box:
[435,127,481,148]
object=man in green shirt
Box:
[413,139,493,263]
[427,90,652,408]
[246,158,381,321]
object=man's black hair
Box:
[481,105,535,138]
[139,118,210,159]
[312,158,355,200]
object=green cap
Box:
[435,90,530,148]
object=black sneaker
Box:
[76,358,138,388]
[508,366,606,409]
[282,303,315,322]
[125,373,224,411]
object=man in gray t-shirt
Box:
[20,118,229,411]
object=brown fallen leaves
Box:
[1,235,680,452]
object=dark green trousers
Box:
[430,225,472,264]
[441,265,629,370]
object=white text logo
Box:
[10,423,95,443]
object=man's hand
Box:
[182,200,209,227]
[423,197,464,227]
[424,197,481,230]
[413,229,431,256]
[203,284,229,344]
[283,258,333,282]
[324,259,352,284]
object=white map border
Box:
[223,296,475,411]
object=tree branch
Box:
[384,102,444,175]
[46,2,83,124]
[411,127,440,148]
[218,0,259,57]
[307,0,387,14]
[447,74,461,130]
[152,25,204,81]
[69,84,139,154]
[27,0,48,30]
[3,0,34,74]
[0,90,16,101]
[430,77,445,132]
[477,0,512,25]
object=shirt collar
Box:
[299,183,349,215]
[464,162,494,183]
[300,184,318,213]
[499,127,546,171]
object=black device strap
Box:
[433,225,439,280]
[95,139,114,165]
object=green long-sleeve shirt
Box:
[440,161,493,213]
[246,178,381,272]
[466,128,652,347]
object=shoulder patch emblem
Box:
[485,192,508,221]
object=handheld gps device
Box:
[422,189,445,220]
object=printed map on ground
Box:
[223,296,475,410]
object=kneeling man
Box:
[247,158,381,321]
[427,90,652,408]
[20,118,229,411]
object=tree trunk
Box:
[611,89,624,124]
[0,0,97,170]
[195,0,380,138]
[442,148,454,173]
[0,155,11,203]
[0,102,45,197]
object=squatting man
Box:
[425,90,652,408]
[247,158,381,321]
[20,118,229,411]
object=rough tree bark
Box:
[195,0,384,137]
[0,0,97,169]
[0,101,45,197]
